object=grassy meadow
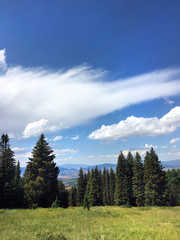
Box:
[0,206,180,240]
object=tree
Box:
[127,152,134,206]
[105,169,111,205]
[13,161,24,208]
[144,148,166,206]
[88,166,103,206]
[0,134,16,208]
[83,193,90,210]
[58,180,68,208]
[109,168,115,205]
[69,186,77,207]
[114,151,129,205]
[102,168,107,205]
[132,152,144,206]
[166,169,180,206]
[24,134,59,208]
[77,168,85,206]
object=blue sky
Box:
[0,0,180,167]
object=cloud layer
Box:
[1,50,180,137]
[89,106,180,140]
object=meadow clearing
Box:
[0,206,180,240]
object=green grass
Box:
[0,206,180,240]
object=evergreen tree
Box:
[83,193,90,210]
[114,151,129,205]
[58,180,68,208]
[77,168,85,206]
[109,168,115,205]
[102,168,107,205]
[69,186,77,207]
[13,161,24,208]
[88,166,103,206]
[24,134,59,208]
[127,152,134,206]
[105,169,111,205]
[166,169,180,206]
[144,148,166,206]
[0,134,16,208]
[132,152,144,206]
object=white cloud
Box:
[71,135,79,140]
[1,50,180,137]
[89,106,180,140]
[51,135,63,141]
[12,147,27,152]
[170,138,180,144]
[22,119,49,138]
[0,49,7,70]
[55,148,79,155]
[165,99,174,105]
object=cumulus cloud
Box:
[89,107,180,140]
[1,50,180,137]
[170,138,180,144]
[71,135,79,140]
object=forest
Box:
[0,133,180,209]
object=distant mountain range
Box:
[20,160,180,180]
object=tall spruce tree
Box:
[0,134,16,208]
[114,151,129,205]
[69,185,77,207]
[77,168,85,206]
[24,134,59,208]
[13,161,24,208]
[132,152,144,206]
[126,152,134,206]
[109,168,115,205]
[144,148,166,206]
[102,168,107,205]
[88,166,103,206]
[105,169,111,205]
[58,180,68,208]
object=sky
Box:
[0,0,180,167]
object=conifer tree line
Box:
[0,133,180,209]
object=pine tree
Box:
[69,186,77,207]
[102,168,107,205]
[166,169,180,206]
[105,169,111,205]
[13,161,24,208]
[88,166,103,206]
[58,180,68,208]
[127,152,134,206]
[114,151,129,205]
[77,168,85,206]
[24,134,59,208]
[144,148,166,206]
[132,152,144,206]
[83,193,90,210]
[109,168,115,205]
[0,134,16,208]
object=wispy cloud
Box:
[0,49,7,70]
[170,138,180,144]
[1,50,180,137]
[55,148,79,156]
[89,106,180,140]
[12,147,27,152]
[71,135,79,140]
[50,135,63,141]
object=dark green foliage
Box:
[0,134,16,208]
[58,180,68,208]
[127,152,134,206]
[83,193,90,210]
[114,151,129,205]
[24,134,59,208]
[132,152,144,206]
[69,185,77,207]
[166,169,180,206]
[102,168,106,205]
[109,168,115,205]
[13,161,24,208]
[144,148,166,206]
[77,168,85,206]
[88,166,103,206]
[51,195,60,208]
